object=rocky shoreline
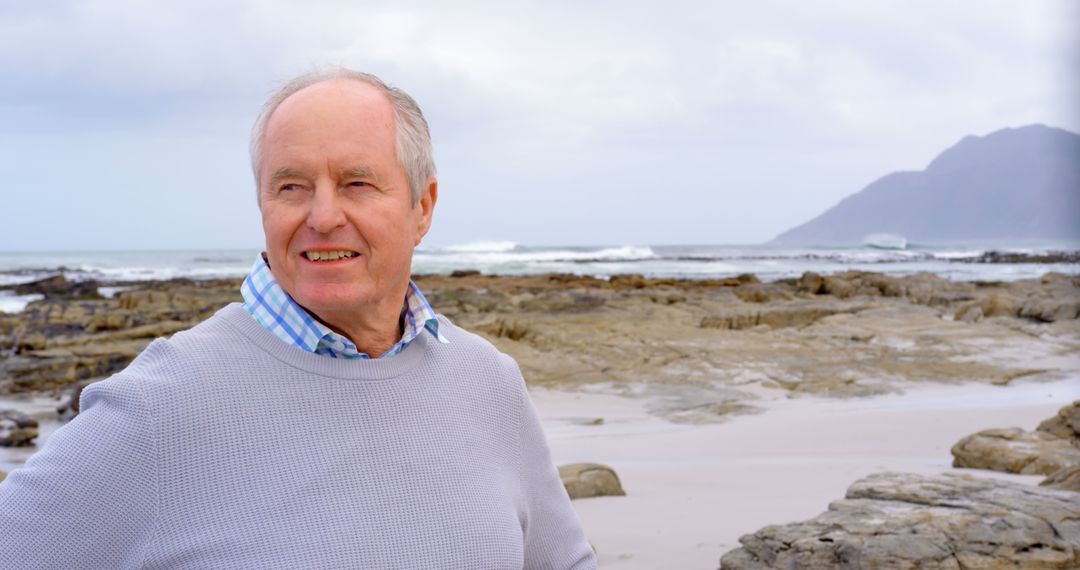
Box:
[720,400,1080,569]
[2,269,1078,418]
[719,470,1080,569]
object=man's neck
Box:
[306,301,406,358]
[261,253,410,357]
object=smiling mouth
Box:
[303,250,359,262]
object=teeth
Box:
[304,251,357,262]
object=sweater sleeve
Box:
[0,373,157,569]
[514,370,597,569]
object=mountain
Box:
[771,124,1080,244]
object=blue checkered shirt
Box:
[240,254,447,359]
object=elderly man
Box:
[0,69,597,569]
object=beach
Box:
[535,380,1077,568]
[0,250,1078,567]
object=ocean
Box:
[1,241,1078,313]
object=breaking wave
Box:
[441,241,518,253]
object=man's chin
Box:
[293,289,374,319]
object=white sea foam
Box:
[932,250,985,260]
[85,265,249,282]
[415,245,655,266]
[0,244,1076,283]
[0,292,43,314]
[441,241,518,253]
[98,286,130,299]
[0,274,49,287]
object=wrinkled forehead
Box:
[267,80,395,143]
[260,80,398,169]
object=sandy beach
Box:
[536,379,1079,568]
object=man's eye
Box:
[347,181,369,188]
[279,183,303,192]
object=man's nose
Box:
[306,184,347,234]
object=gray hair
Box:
[249,67,435,205]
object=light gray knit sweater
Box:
[0,304,596,569]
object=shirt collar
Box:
[240,253,447,359]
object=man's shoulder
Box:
[104,304,243,383]
[167,303,246,349]
[431,314,523,377]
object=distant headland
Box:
[772,124,1080,245]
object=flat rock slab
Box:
[720,471,1080,570]
[699,303,864,331]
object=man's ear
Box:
[414,177,438,245]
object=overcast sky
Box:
[1,0,1076,251]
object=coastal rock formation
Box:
[951,401,1080,476]
[951,428,1080,475]
[0,279,240,394]
[801,270,977,306]
[13,275,102,300]
[731,284,790,303]
[558,463,625,500]
[799,269,1080,324]
[719,471,1080,569]
[699,303,862,331]
[1042,466,1080,492]
[1,271,1078,424]
[0,409,38,447]
[961,250,1080,264]
[2,340,152,394]
[953,294,1018,322]
[1018,274,1080,322]
[1038,400,1080,440]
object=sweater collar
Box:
[239,253,447,359]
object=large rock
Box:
[1020,297,1080,322]
[0,340,151,393]
[797,271,826,295]
[954,293,1020,322]
[1041,465,1080,492]
[0,409,38,447]
[822,276,857,299]
[13,275,101,300]
[1037,401,1080,441]
[790,270,981,308]
[1013,274,1080,322]
[951,427,1080,475]
[558,463,625,500]
[951,401,1080,476]
[732,284,791,303]
[720,471,1080,569]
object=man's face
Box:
[257,80,435,322]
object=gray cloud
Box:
[1,0,1075,250]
